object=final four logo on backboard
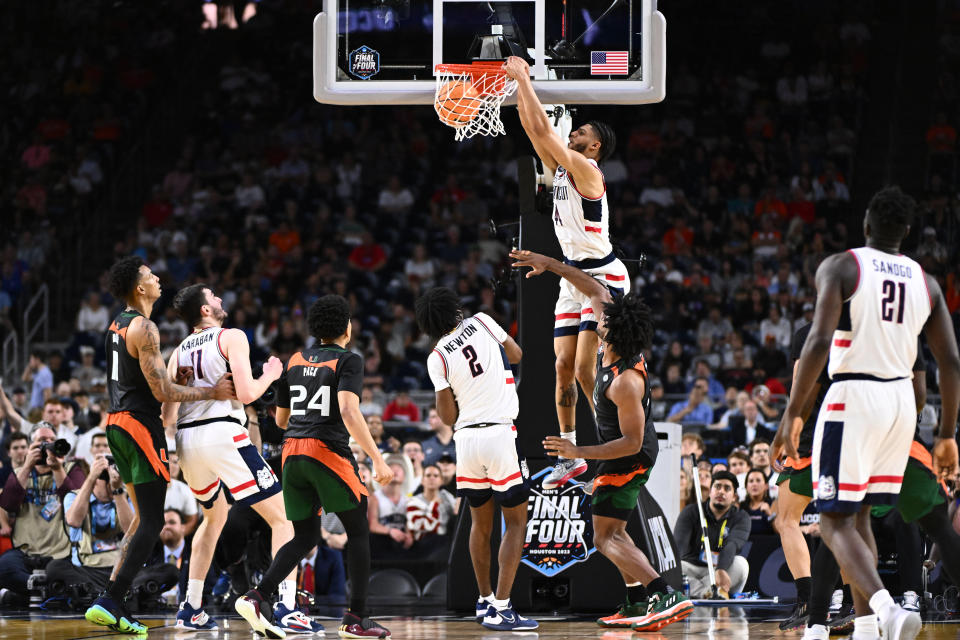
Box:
[348,46,380,79]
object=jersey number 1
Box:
[463,345,484,377]
[290,385,331,416]
[881,280,905,324]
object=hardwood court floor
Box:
[0,610,958,640]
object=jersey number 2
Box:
[290,385,330,416]
[463,345,484,377]
[881,280,905,324]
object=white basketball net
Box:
[434,65,518,141]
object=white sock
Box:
[802,624,828,640]
[186,579,204,609]
[559,431,577,460]
[869,589,897,623]
[480,593,494,603]
[493,598,510,610]
[279,579,297,609]
[851,613,879,639]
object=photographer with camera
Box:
[0,422,84,602]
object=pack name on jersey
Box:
[441,324,478,354]
[181,331,216,351]
[871,259,913,278]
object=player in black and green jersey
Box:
[511,249,693,633]
[234,295,394,640]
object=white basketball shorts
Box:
[454,423,527,506]
[554,257,630,337]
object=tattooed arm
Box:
[131,317,234,403]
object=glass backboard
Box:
[313,0,665,105]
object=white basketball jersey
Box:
[829,247,932,380]
[426,313,518,429]
[552,159,613,262]
[175,327,245,424]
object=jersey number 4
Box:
[289,385,331,416]
[463,345,484,377]
[881,280,905,324]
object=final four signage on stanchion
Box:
[505,467,595,576]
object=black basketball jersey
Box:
[106,310,162,417]
[790,323,827,458]
[276,345,364,455]
[592,348,659,474]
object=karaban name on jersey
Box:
[829,247,932,380]
[552,159,613,263]
[426,313,518,429]
[106,310,162,418]
[276,345,364,456]
[174,327,245,426]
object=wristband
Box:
[113,487,125,495]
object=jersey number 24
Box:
[289,385,331,416]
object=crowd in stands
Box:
[2,0,960,614]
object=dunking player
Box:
[511,249,693,632]
[85,257,234,634]
[503,56,628,490]
[234,295,394,639]
[160,284,316,633]
[775,333,960,638]
[415,287,537,632]
[779,187,960,640]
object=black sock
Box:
[259,517,323,598]
[841,583,852,607]
[627,583,648,603]
[339,498,371,617]
[646,577,668,596]
[108,480,167,602]
[795,577,812,605]
[809,543,840,627]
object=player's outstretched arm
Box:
[221,329,283,404]
[510,249,612,314]
[132,317,235,403]
[544,370,645,460]
[340,390,394,485]
[922,274,960,476]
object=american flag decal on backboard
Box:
[590,51,629,75]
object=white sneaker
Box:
[801,624,828,640]
[879,606,922,640]
[542,458,588,490]
[829,589,844,615]
[901,591,921,613]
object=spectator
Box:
[406,464,456,556]
[367,415,400,454]
[22,349,53,410]
[404,244,436,286]
[154,509,192,603]
[56,397,82,455]
[421,406,455,466]
[0,423,86,599]
[698,307,733,343]
[926,111,957,152]
[680,433,705,467]
[750,381,783,420]
[740,468,774,536]
[649,378,668,421]
[76,292,110,335]
[76,430,109,470]
[687,361,725,404]
[759,304,792,349]
[368,459,413,557]
[348,232,388,272]
[730,401,775,447]
[915,226,949,274]
[667,377,714,425]
[749,439,773,478]
[382,389,421,423]
[71,346,105,391]
[378,175,415,215]
[0,433,29,490]
[403,440,425,491]
[727,449,751,501]
[710,388,744,429]
[436,453,458,496]
[163,452,200,536]
[358,387,384,418]
[675,471,751,598]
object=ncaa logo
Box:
[348,46,380,79]
[818,475,836,500]
[257,467,276,490]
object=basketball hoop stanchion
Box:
[691,454,720,600]
[434,62,517,140]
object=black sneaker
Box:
[339,611,391,638]
[779,601,808,631]
[827,608,855,635]
[234,589,285,639]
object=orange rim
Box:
[435,62,508,75]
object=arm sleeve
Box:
[58,464,87,498]
[338,353,365,397]
[0,473,26,511]
[473,312,507,343]
[716,510,752,571]
[427,351,451,392]
[275,371,291,409]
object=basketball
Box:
[434,79,482,128]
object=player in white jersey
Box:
[161,284,321,634]
[504,56,630,490]
[777,187,960,640]
[415,287,538,632]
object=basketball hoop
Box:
[434,62,517,141]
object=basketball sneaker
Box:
[542,458,588,490]
[597,601,648,627]
[85,594,148,635]
[828,589,844,616]
[779,601,809,631]
[338,611,391,638]
[801,623,829,640]
[274,602,325,634]
[481,602,539,631]
[476,595,494,622]
[827,611,855,635]
[175,601,218,631]
[878,606,922,640]
[234,589,286,639]
[630,591,693,632]
[901,590,921,613]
